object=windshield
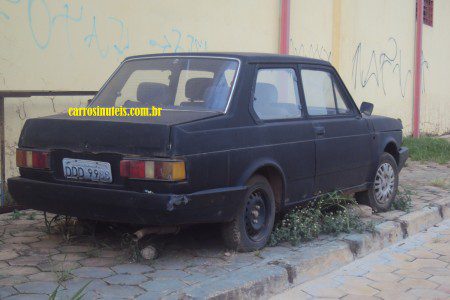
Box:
[92,57,239,113]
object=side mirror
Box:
[87,99,93,106]
[360,102,374,116]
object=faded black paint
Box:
[8,53,407,225]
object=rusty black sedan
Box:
[8,53,408,251]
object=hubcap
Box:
[374,162,395,204]
[244,190,267,241]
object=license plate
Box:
[62,158,112,183]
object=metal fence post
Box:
[0,96,5,206]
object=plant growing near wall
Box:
[403,136,450,164]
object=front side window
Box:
[92,58,239,112]
[253,68,302,120]
[301,69,351,116]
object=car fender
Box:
[235,158,287,208]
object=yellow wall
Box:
[290,0,333,62]
[421,0,450,134]
[0,0,279,178]
[0,0,279,90]
[0,0,449,179]
[338,0,416,134]
[289,0,449,135]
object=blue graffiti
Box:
[27,0,83,49]
[0,11,10,20]
[27,0,51,49]
[24,0,130,58]
[108,16,130,56]
[149,29,207,53]
[52,3,83,54]
[84,16,109,58]
[1,0,22,21]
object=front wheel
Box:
[356,152,399,212]
[221,175,276,252]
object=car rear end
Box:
[7,55,244,225]
[8,116,243,225]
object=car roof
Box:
[124,52,332,66]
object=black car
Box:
[8,53,408,251]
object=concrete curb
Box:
[176,197,450,300]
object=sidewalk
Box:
[0,161,448,299]
[273,219,450,299]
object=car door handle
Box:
[314,126,325,136]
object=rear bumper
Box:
[398,146,409,171]
[7,177,245,225]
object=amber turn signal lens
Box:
[120,159,186,181]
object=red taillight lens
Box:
[16,149,49,169]
[119,160,130,177]
[32,151,49,169]
[120,159,185,181]
[129,161,146,179]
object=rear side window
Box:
[253,68,302,120]
[301,69,351,116]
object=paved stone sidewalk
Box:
[0,161,448,299]
[272,219,450,299]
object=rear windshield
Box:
[92,57,239,113]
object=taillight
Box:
[120,159,186,181]
[16,149,50,169]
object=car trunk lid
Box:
[19,110,220,156]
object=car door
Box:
[298,64,373,193]
[250,64,316,204]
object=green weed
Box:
[269,192,374,246]
[49,280,91,300]
[10,209,23,220]
[403,136,450,164]
[391,187,414,212]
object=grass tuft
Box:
[269,192,374,246]
[403,136,450,164]
[10,209,23,220]
[391,186,414,212]
[429,178,449,190]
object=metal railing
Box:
[0,90,97,210]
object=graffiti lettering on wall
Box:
[352,37,429,98]
[83,16,130,58]
[149,29,208,53]
[28,1,83,50]
[0,0,19,20]
[0,11,9,20]
[1,1,207,58]
[1,0,130,58]
[290,39,332,61]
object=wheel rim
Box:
[374,162,395,204]
[244,189,269,242]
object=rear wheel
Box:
[221,175,275,252]
[356,152,399,212]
